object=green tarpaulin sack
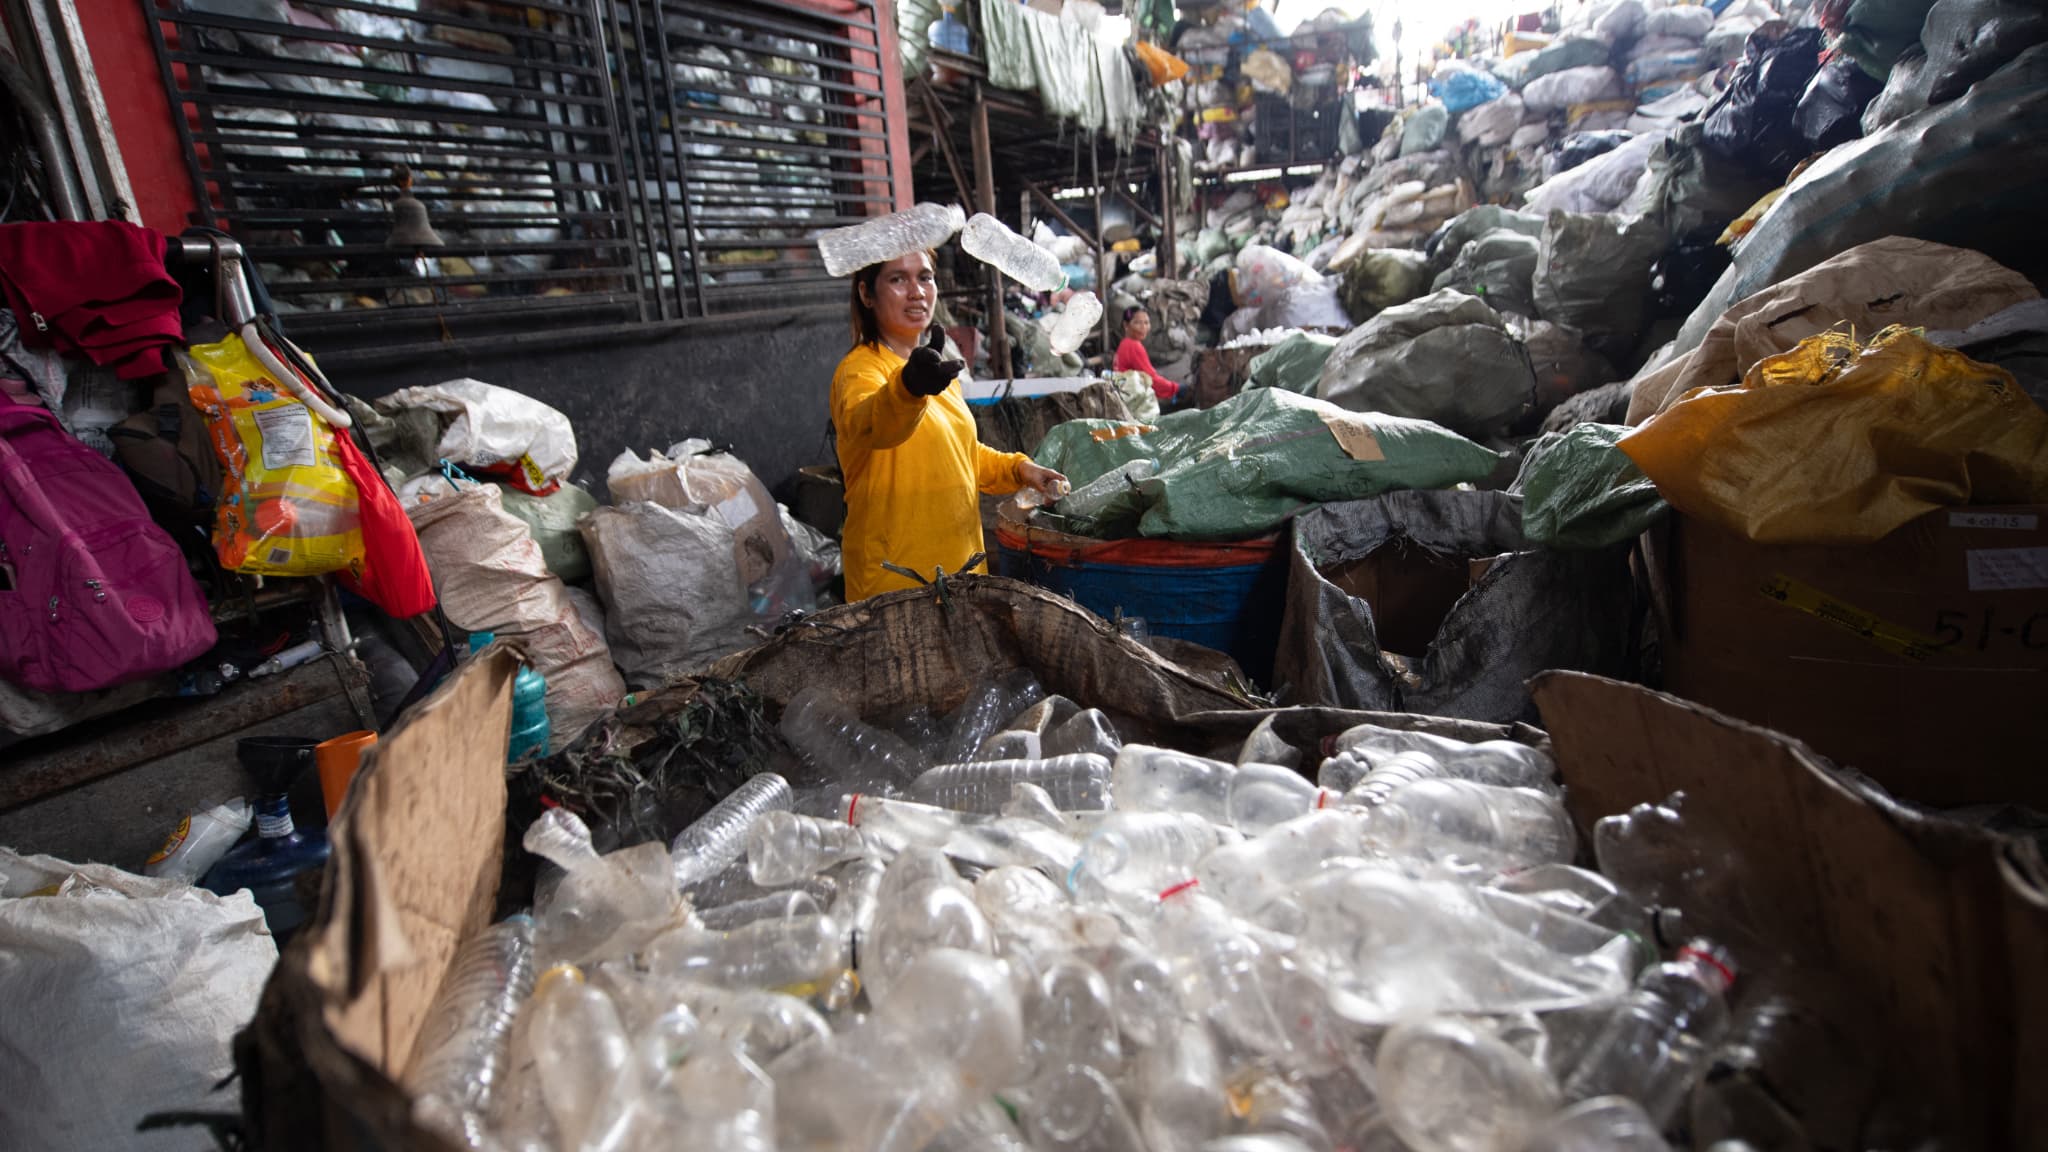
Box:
[1509,423,1669,549]
[1033,388,1501,541]
[1247,332,1341,394]
[495,482,599,583]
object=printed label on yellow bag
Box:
[185,335,364,576]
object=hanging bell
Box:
[386,164,445,249]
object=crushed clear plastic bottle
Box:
[521,964,631,1151]
[1377,1015,1563,1152]
[746,810,871,887]
[816,201,966,277]
[1111,745,1241,824]
[1195,809,1364,917]
[1564,939,1738,1127]
[770,948,1023,1152]
[1071,810,1229,900]
[1225,762,1332,835]
[1333,749,1444,807]
[779,685,929,792]
[1330,723,1557,791]
[523,808,681,967]
[1047,291,1104,356]
[1049,459,1157,526]
[1361,777,1576,874]
[671,772,794,891]
[1524,1096,1671,1152]
[405,914,537,1142]
[859,847,996,1007]
[644,910,849,993]
[961,212,1067,292]
[936,672,1043,764]
[911,754,1113,813]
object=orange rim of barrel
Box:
[995,505,1280,570]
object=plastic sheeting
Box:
[1272,490,1635,722]
[581,501,755,688]
[1621,327,2048,543]
[1509,423,1668,548]
[1523,130,1667,216]
[378,378,579,486]
[1248,332,1341,394]
[1652,44,2048,409]
[1533,210,1666,362]
[1432,228,1542,319]
[1319,289,1534,438]
[1031,389,1501,541]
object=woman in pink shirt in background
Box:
[1114,306,1185,406]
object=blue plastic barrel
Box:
[993,506,1288,686]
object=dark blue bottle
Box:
[203,737,330,942]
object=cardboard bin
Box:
[244,654,2048,1151]
[1653,505,2048,810]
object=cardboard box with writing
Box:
[1652,505,2048,809]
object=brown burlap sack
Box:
[709,573,1550,762]
[709,575,1250,745]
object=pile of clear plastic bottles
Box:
[400,681,1876,1152]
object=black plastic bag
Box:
[1795,55,1883,150]
[1701,24,1826,179]
[1550,130,1636,176]
[1650,228,1733,321]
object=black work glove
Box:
[901,325,964,397]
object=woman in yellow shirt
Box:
[832,251,1067,601]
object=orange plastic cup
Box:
[316,730,377,818]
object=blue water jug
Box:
[203,736,330,941]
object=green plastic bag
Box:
[495,482,599,583]
[1509,423,1668,549]
[1034,389,1501,540]
[1248,333,1341,394]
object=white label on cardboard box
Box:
[1320,412,1386,462]
[1949,511,2039,531]
[1966,547,2048,591]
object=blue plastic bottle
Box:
[468,632,549,761]
[509,664,549,762]
[929,3,970,53]
[203,737,331,941]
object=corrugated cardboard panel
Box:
[305,647,517,1081]
[1659,507,2048,808]
[1533,671,2043,1150]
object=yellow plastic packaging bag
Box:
[1619,327,2048,543]
[1134,41,1190,86]
[185,334,364,575]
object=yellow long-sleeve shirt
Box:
[832,342,1029,601]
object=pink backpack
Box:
[0,396,217,692]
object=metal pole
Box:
[1158,138,1177,280]
[970,88,1010,380]
[0,47,87,221]
[1090,138,1108,355]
